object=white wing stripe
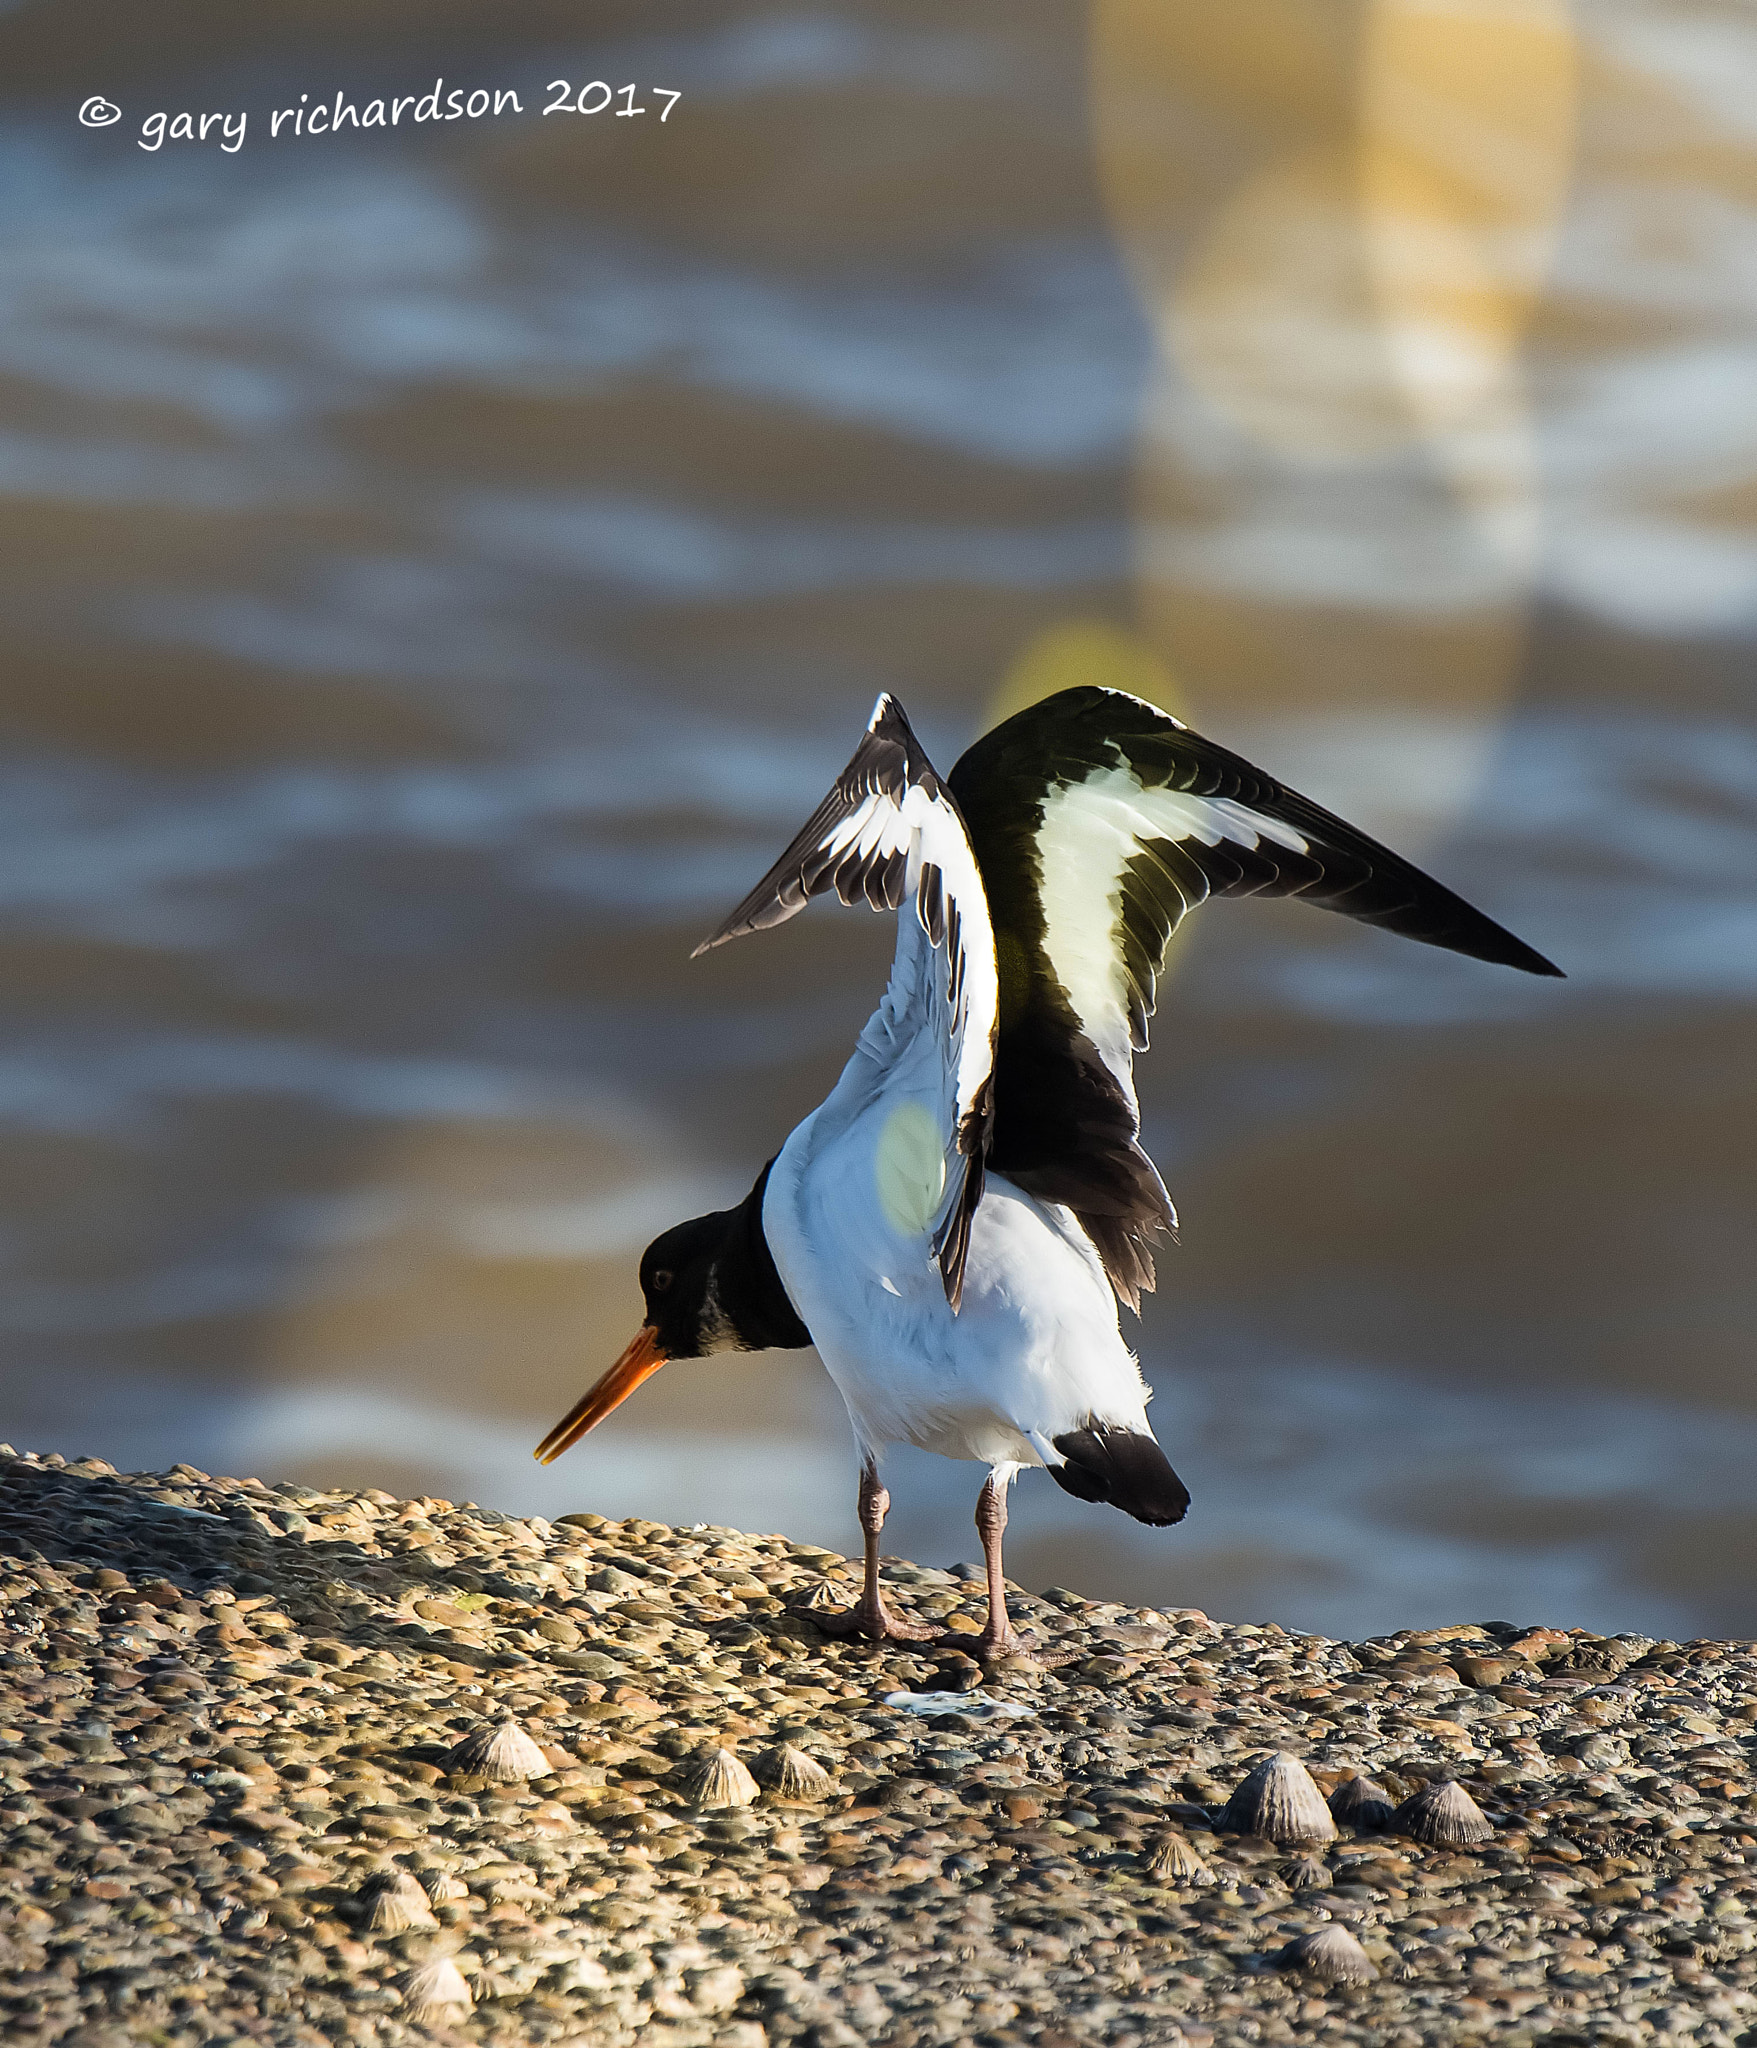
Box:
[1036,774,1138,1089]
[824,797,885,857]
[1035,762,1315,1099]
[1144,789,1310,856]
[854,805,901,862]
[899,781,995,1136]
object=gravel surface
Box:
[3,1446,1757,2046]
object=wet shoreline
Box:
[3,1446,1756,2044]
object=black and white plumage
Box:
[693,696,996,1310]
[537,686,1560,1655]
[948,687,1559,1307]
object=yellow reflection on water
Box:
[1091,0,1579,736]
[983,617,1188,731]
[1096,0,1576,471]
[1361,0,1577,555]
[1168,141,1413,462]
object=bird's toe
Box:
[800,1597,936,1645]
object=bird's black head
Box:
[534,1160,811,1466]
[635,1208,737,1361]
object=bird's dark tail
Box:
[1049,1424,1190,1526]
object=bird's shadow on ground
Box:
[0,1456,778,1679]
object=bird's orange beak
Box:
[534,1324,668,1465]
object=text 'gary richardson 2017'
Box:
[130,78,681,153]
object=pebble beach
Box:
[3,1448,1756,2047]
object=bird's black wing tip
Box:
[1483,930,1565,980]
[690,906,783,959]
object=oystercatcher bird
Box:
[536,686,1559,1656]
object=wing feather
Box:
[694,696,997,1310]
[948,685,1560,1307]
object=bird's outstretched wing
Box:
[947,685,1562,1308]
[694,695,997,1309]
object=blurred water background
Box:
[2,0,1756,1641]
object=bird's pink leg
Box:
[936,1470,1073,1668]
[972,1470,1021,1657]
[809,1462,936,1644]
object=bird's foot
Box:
[804,1594,937,1645]
[933,1627,1075,1671]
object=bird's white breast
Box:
[764,1089,1154,1470]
